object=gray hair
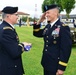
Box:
[55,7,60,13]
[2,12,8,19]
[56,6,60,10]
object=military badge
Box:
[52,27,60,39]
[53,40,57,44]
[43,28,48,35]
[45,6,48,10]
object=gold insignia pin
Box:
[53,41,57,44]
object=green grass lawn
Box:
[15,26,76,75]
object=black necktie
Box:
[48,23,51,29]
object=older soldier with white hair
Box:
[33,4,72,75]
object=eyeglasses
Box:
[12,14,18,16]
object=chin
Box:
[47,18,50,21]
[47,19,50,22]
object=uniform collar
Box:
[8,23,15,29]
[50,18,59,27]
[3,20,15,29]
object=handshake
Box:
[22,42,32,51]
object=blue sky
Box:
[0,0,76,18]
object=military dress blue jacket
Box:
[33,19,72,72]
[0,21,24,75]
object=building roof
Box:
[17,12,30,15]
[60,14,76,19]
[0,11,30,15]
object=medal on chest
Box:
[52,25,60,39]
[52,25,60,44]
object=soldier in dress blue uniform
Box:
[0,6,31,75]
[33,4,72,75]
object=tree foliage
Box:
[21,16,38,22]
[42,0,76,18]
[61,0,75,18]
[42,0,63,13]
[21,16,27,22]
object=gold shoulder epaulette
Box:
[3,26,13,30]
[62,24,68,26]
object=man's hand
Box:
[22,42,32,51]
[37,13,46,25]
[22,42,32,46]
[56,69,64,75]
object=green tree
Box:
[21,16,27,22]
[21,16,38,22]
[42,0,63,13]
[61,0,75,18]
[42,0,75,18]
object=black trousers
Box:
[44,69,56,75]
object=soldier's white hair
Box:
[2,12,8,19]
